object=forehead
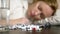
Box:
[39,1,49,7]
[39,1,52,11]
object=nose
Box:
[33,10,41,16]
[37,9,42,15]
[30,8,42,17]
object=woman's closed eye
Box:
[38,6,42,11]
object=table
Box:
[0,26,60,34]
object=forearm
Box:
[36,16,60,25]
[10,18,31,25]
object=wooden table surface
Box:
[0,26,60,34]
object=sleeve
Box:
[36,9,60,25]
[10,0,28,19]
[22,0,28,17]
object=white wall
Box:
[0,0,10,19]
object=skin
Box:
[27,1,54,20]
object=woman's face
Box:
[27,1,54,20]
[38,2,54,19]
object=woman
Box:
[27,0,60,25]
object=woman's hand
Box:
[9,18,30,25]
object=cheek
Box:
[43,7,53,17]
[41,3,54,17]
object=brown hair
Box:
[33,0,58,15]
